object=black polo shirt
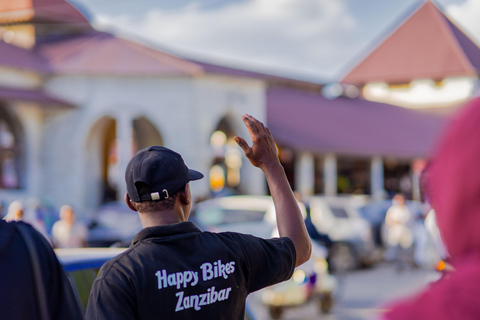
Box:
[85,221,295,320]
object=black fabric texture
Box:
[0,220,83,320]
[85,221,295,320]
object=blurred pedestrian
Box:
[412,207,430,268]
[382,97,480,319]
[3,200,24,222]
[384,193,414,270]
[85,114,311,319]
[0,219,83,319]
[51,205,88,248]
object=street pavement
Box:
[248,262,438,320]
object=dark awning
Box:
[267,86,447,159]
[0,86,74,108]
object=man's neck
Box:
[138,210,186,229]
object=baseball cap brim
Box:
[189,169,204,181]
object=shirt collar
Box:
[131,221,201,246]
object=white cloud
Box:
[445,0,480,45]
[93,0,357,80]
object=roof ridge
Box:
[430,3,476,76]
[341,1,480,84]
[42,33,103,64]
[340,1,425,82]
[119,37,204,75]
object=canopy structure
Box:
[0,86,73,107]
[267,86,446,159]
[342,1,480,85]
[0,41,50,73]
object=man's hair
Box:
[132,183,178,213]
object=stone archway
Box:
[0,105,24,189]
[84,115,164,208]
[84,116,116,207]
[208,115,242,196]
[133,116,163,150]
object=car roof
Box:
[56,248,126,272]
[194,195,274,211]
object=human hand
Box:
[234,114,280,171]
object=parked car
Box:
[87,202,143,247]
[191,195,275,239]
[191,195,338,317]
[261,241,338,319]
[305,196,378,272]
[57,247,259,319]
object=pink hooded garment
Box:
[383,97,480,320]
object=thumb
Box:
[234,136,251,155]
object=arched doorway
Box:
[209,115,242,196]
[85,115,163,207]
[133,116,163,149]
[0,105,23,189]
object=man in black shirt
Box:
[85,114,311,319]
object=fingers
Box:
[234,136,252,157]
[242,114,268,137]
[241,115,259,138]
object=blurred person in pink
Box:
[51,205,88,248]
[382,97,480,319]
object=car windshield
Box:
[330,207,349,218]
[196,208,266,226]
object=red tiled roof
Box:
[0,40,50,72]
[267,86,446,158]
[35,32,204,76]
[342,1,480,85]
[192,60,318,85]
[0,86,73,107]
[0,0,89,24]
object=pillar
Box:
[295,152,314,197]
[324,153,337,197]
[116,112,134,200]
[371,156,385,200]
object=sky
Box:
[70,0,480,83]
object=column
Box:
[116,112,134,201]
[295,152,314,197]
[371,156,385,200]
[324,153,337,197]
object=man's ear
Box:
[179,184,191,205]
[125,193,138,212]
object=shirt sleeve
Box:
[85,277,136,320]
[230,234,296,293]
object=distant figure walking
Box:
[384,193,413,270]
[51,205,88,248]
[3,200,24,222]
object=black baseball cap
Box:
[125,146,204,202]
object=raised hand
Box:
[234,114,311,267]
[234,114,280,171]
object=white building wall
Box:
[41,73,267,215]
[43,75,196,214]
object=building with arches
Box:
[0,0,280,214]
[1,0,466,217]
